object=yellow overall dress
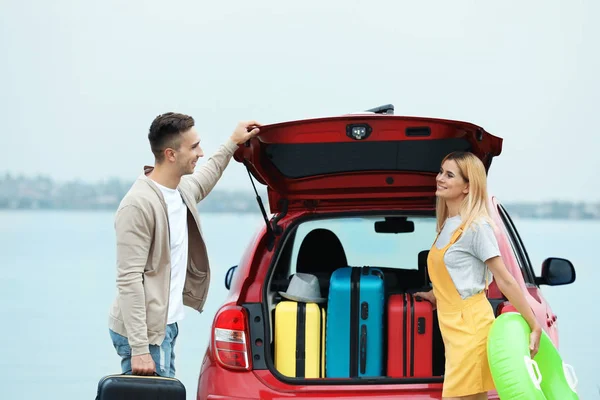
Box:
[428,224,496,398]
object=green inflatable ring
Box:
[487,312,579,400]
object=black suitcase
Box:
[96,374,186,399]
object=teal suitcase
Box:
[325,266,385,378]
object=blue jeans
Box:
[109,323,179,378]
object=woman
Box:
[414,151,542,400]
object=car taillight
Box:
[213,306,252,371]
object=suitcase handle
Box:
[360,324,367,375]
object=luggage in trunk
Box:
[95,374,186,400]
[325,266,385,378]
[387,293,434,378]
[274,301,326,378]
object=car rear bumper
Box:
[197,363,499,399]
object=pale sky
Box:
[1,0,598,202]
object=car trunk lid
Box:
[234,115,503,213]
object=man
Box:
[108,112,260,377]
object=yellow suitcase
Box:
[274,301,326,378]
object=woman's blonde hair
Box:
[435,151,495,233]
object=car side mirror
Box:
[536,258,576,286]
[225,265,238,290]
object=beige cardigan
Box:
[108,139,238,356]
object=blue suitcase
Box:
[325,266,385,378]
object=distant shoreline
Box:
[1,173,599,220]
[1,208,599,222]
[1,204,599,221]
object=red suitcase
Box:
[387,293,433,377]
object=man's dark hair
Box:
[148,112,195,162]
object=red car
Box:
[196,105,576,399]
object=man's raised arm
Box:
[183,120,260,203]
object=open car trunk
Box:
[234,113,502,213]
[261,211,449,385]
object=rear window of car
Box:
[288,215,437,273]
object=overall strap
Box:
[449,224,466,245]
[432,221,465,249]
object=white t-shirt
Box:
[435,215,500,299]
[153,180,188,324]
